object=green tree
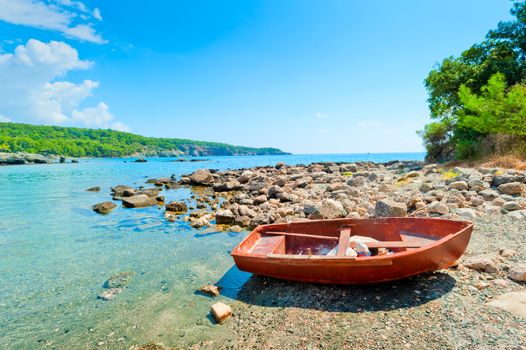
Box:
[459,73,526,136]
[420,0,526,160]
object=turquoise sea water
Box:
[0,153,424,349]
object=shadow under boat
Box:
[215,265,456,313]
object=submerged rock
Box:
[104,271,135,289]
[97,288,123,301]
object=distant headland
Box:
[0,122,288,158]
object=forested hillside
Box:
[0,123,287,157]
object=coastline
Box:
[92,159,526,349]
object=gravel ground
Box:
[184,216,526,350]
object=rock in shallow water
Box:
[189,169,215,186]
[122,195,158,208]
[199,285,221,297]
[211,302,232,323]
[165,201,188,213]
[92,201,117,214]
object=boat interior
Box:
[237,218,471,259]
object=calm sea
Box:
[0,153,424,348]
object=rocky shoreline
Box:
[92,160,525,349]
[97,160,526,226]
[0,152,78,165]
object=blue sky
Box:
[0,0,514,154]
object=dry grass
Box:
[444,155,526,171]
[480,155,526,170]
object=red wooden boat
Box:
[231,217,473,284]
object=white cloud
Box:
[0,0,105,43]
[315,112,328,119]
[93,8,102,21]
[357,121,383,127]
[318,129,329,134]
[0,39,129,131]
[0,115,11,122]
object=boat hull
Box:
[231,218,473,284]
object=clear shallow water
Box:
[0,153,424,349]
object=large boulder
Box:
[189,169,215,186]
[93,201,117,214]
[498,182,524,195]
[121,195,158,208]
[375,199,407,217]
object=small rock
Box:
[498,182,524,195]
[215,209,235,224]
[165,201,188,213]
[210,302,232,323]
[229,225,243,233]
[428,201,449,215]
[474,281,490,290]
[199,285,221,297]
[456,208,476,219]
[508,263,526,282]
[463,256,498,273]
[499,248,517,259]
[86,186,101,192]
[448,181,468,191]
[419,183,433,193]
[253,195,268,205]
[502,201,521,211]
[374,199,407,218]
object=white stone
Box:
[211,302,232,323]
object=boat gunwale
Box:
[231,217,474,264]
